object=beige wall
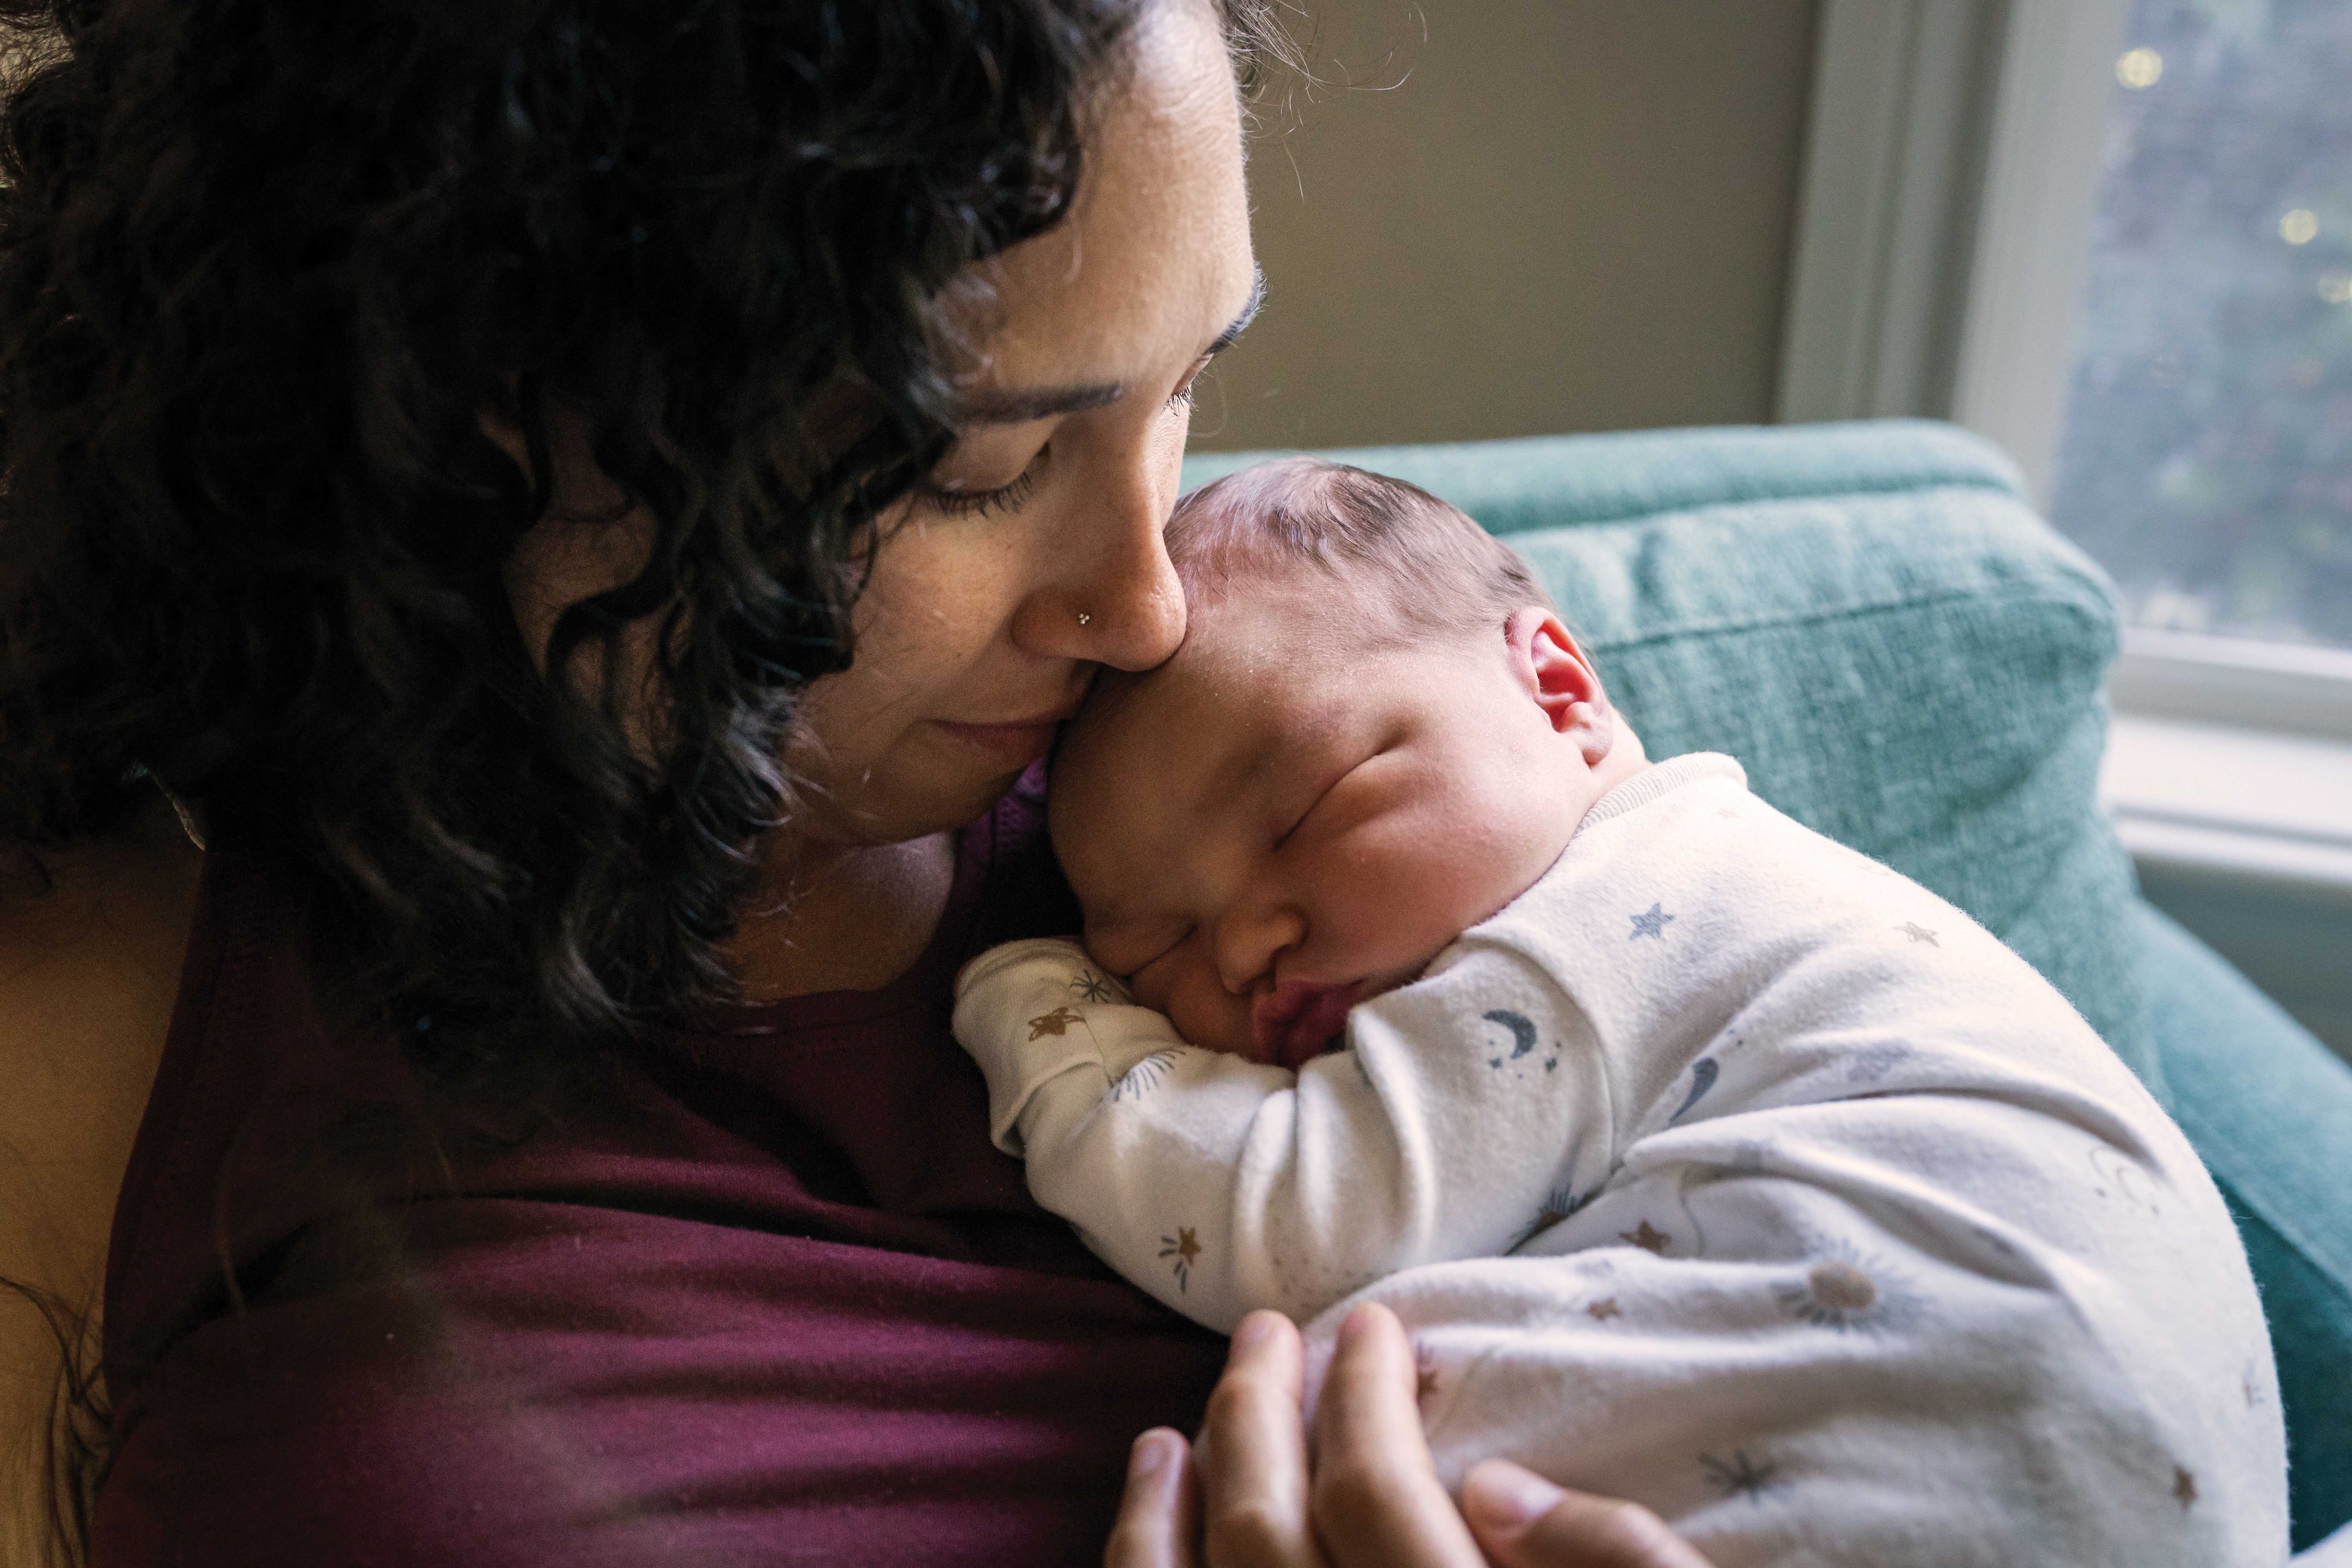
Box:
[1191,0,1821,452]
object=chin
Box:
[824,772,1023,848]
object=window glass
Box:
[2050,0,2352,649]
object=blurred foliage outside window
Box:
[2052,0,2352,650]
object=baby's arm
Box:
[952,937,1609,1332]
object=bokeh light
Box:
[2056,0,2352,649]
[2116,47,2164,89]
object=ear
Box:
[1508,606,1614,768]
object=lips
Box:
[1250,979,1367,1072]
[930,701,1084,767]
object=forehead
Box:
[1144,572,1354,725]
[1054,611,1308,931]
[950,4,1250,391]
[1059,574,1355,820]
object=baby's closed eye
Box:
[1082,920,1184,988]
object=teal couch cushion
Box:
[1182,418,2352,1545]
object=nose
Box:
[1213,896,1307,998]
[1017,446,1187,672]
[1092,529,1187,673]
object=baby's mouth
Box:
[1249,979,1367,1072]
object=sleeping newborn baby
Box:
[951,458,2287,1566]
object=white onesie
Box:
[953,753,2288,1567]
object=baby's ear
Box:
[1509,607,1614,765]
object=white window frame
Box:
[1779,0,2352,1054]
[1777,0,2127,508]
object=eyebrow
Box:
[957,380,1127,426]
[957,267,1267,427]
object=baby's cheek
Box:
[1163,963,1259,1061]
[1365,810,1532,948]
[1127,957,1177,1018]
[1329,839,1470,953]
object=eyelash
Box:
[923,471,1035,519]
[1276,747,1385,850]
[923,376,1200,519]
[1271,803,1325,862]
[1136,927,1194,979]
[1275,770,1342,848]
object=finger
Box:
[1309,1304,1484,1568]
[1461,1460,1717,1568]
[1106,1429,1201,1568]
[1197,1311,1324,1568]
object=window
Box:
[1782,0,2352,1061]
[2050,0,2352,652]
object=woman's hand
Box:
[1106,1304,1715,1568]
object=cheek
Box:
[1414,767,1562,920]
[853,517,1002,668]
[1318,785,1536,949]
[777,527,1042,838]
[1150,947,1257,1058]
[1328,836,1483,939]
[798,525,1007,743]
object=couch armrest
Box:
[2135,900,2352,1549]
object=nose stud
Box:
[1077,611,1092,626]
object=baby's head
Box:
[1052,458,1647,1068]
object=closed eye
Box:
[1272,750,1379,850]
[920,470,1035,519]
[1166,268,1263,413]
[1109,923,1192,981]
[1168,359,1211,412]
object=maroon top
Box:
[92,767,1226,1567]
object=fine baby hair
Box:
[1166,457,1554,644]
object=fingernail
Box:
[1232,1313,1278,1355]
[1336,1304,1377,1345]
[1464,1461,1565,1531]
[1129,1429,1175,1481]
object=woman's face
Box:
[785,0,1259,851]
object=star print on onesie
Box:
[1159,1228,1202,1293]
[1700,1449,1787,1506]
[1025,1006,1082,1041]
[1070,969,1123,1004]
[1619,1220,1672,1255]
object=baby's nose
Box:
[1214,901,1307,995]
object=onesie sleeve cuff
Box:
[952,937,1127,1156]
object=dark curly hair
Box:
[0,0,1292,1066]
[0,0,1297,1555]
